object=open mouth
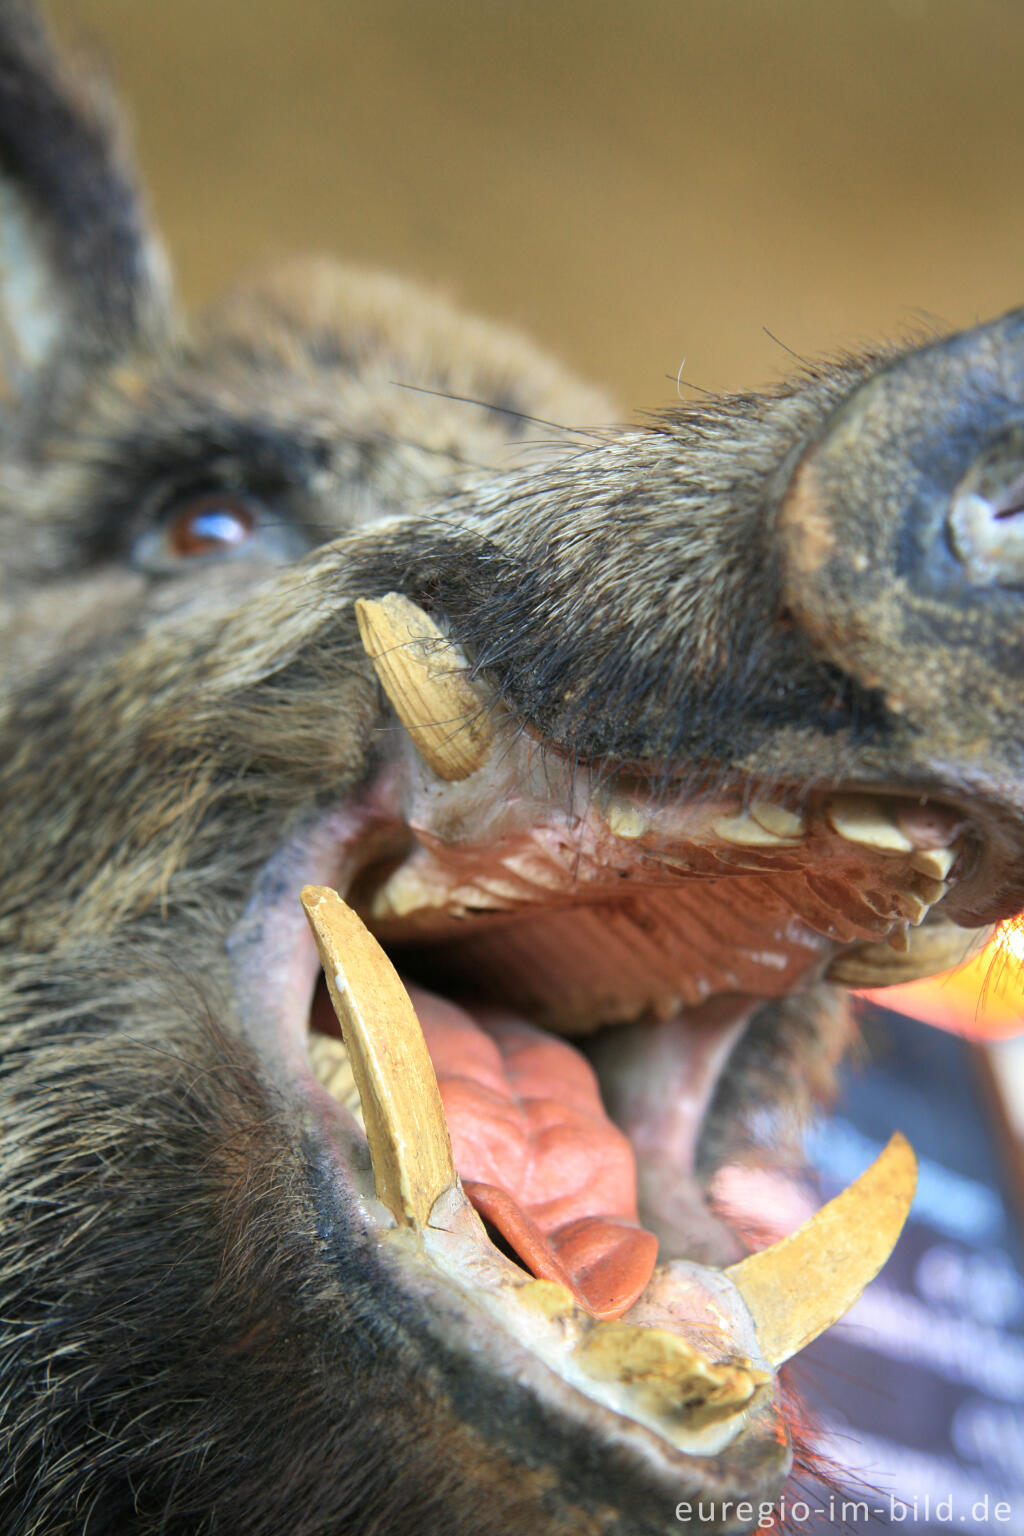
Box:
[227,591,991,1504]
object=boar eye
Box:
[131,491,307,573]
[166,495,255,556]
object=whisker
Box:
[388,378,609,442]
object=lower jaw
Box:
[221,807,915,1515]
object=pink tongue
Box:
[408,985,658,1322]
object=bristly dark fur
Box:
[3,5,1024,1534]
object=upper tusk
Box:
[355,592,493,781]
[724,1131,917,1366]
[301,885,458,1227]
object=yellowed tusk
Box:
[355,592,493,781]
[300,885,457,1227]
[725,1131,917,1367]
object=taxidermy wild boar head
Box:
[1,3,1021,1532]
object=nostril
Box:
[947,428,1024,587]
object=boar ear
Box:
[0,1,174,429]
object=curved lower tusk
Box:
[301,885,458,1227]
[355,592,493,780]
[724,1131,917,1367]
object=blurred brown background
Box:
[49,0,1024,413]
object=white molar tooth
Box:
[603,798,647,841]
[825,794,915,853]
[749,800,806,839]
[910,846,956,881]
[712,809,802,847]
[515,1278,578,1322]
[369,864,449,921]
[443,880,511,913]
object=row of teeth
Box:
[301,882,918,1448]
[709,797,956,866]
[602,795,956,934]
[355,591,967,986]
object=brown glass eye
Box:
[165,495,256,557]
